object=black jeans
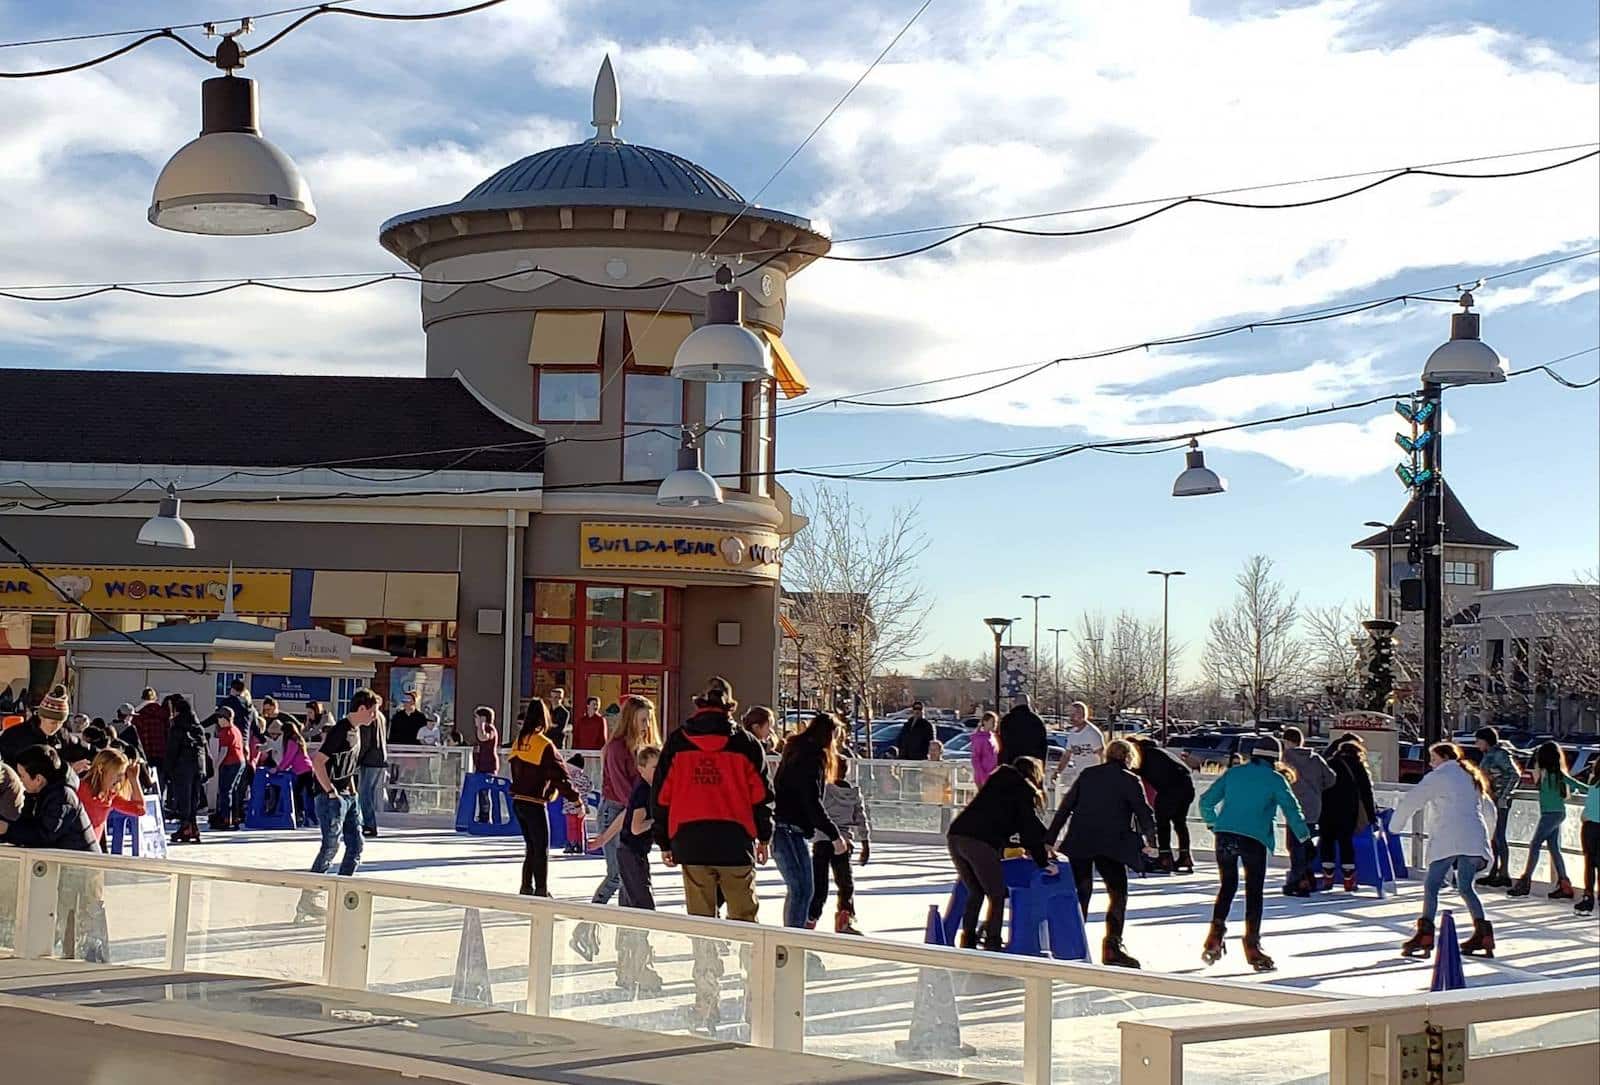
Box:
[1318,826,1356,874]
[949,834,1007,946]
[1213,832,1267,930]
[1581,820,1600,897]
[1069,854,1128,940]
[1154,789,1194,856]
[808,839,856,921]
[514,801,551,895]
[617,846,655,910]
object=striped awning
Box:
[779,612,801,640]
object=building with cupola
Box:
[0,58,826,733]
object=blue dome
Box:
[468,142,744,204]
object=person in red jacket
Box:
[212,707,248,830]
[570,696,608,750]
[652,682,774,1033]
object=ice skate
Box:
[1547,877,1575,900]
[1399,917,1434,958]
[1101,938,1140,969]
[1574,894,1594,915]
[834,909,863,936]
[1506,874,1531,897]
[1460,918,1495,957]
[1201,920,1226,964]
[1241,935,1275,973]
[294,890,326,924]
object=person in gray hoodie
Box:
[808,754,871,934]
[1281,727,1335,896]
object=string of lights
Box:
[2,147,1593,300]
[0,0,511,78]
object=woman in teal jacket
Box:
[1199,736,1311,972]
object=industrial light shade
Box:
[656,439,724,508]
[149,75,315,235]
[1421,300,1505,386]
[1172,439,1227,497]
[137,485,196,549]
[671,265,773,383]
[983,616,1014,636]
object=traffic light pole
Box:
[1420,379,1444,745]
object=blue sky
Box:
[1,1,1596,681]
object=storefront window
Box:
[587,626,623,662]
[528,580,681,729]
[537,371,601,422]
[623,374,683,482]
[626,587,664,623]
[627,627,664,663]
[704,382,743,484]
[533,624,572,663]
[535,582,574,619]
[585,586,625,622]
[754,380,773,497]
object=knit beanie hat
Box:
[38,684,69,725]
[1251,736,1283,762]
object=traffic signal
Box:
[1394,395,1440,493]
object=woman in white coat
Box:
[1389,743,1497,959]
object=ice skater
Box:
[1507,741,1589,900]
[1388,743,1496,958]
[946,756,1056,951]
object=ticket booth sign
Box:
[1332,710,1400,783]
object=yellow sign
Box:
[0,565,292,615]
[579,522,781,574]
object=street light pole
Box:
[1047,627,1068,722]
[793,633,807,727]
[1364,520,1397,621]
[1147,570,1185,744]
[983,617,1014,716]
[1021,594,1050,701]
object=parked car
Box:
[870,721,966,759]
[1165,731,1273,770]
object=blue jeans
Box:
[1491,804,1512,871]
[357,766,386,833]
[1422,854,1485,921]
[310,793,364,877]
[771,823,815,929]
[1523,810,1568,881]
[217,762,244,823]
[591,798,627,904]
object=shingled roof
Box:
[1351,480,1516,551]
[0,369,543,472]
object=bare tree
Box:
[1068,610,1175,723]
[1539,576,1600,703]
[1202,555,1309,724]
[1302,601,1367,711]
[783,485,930,720]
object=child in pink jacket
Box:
[971,712,1000,786]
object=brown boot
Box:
[1399,917,1435,958]
[1460,918,1495,958]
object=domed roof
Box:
[467,141,743,205]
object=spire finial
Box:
[591,54,621,143]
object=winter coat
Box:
[0,719,63,767]
[1320,747,1378,834]
[388,710,428,747]
[1133,741,1194,799]
[1049,761,1156,868]
[1283,746,1337,824]
[164,712,207,774]
[5,779,98,851]
[358,712,389,769]
[1199,759,1311,850]
[1388,760,1494,865]
[970,730,999,786]
[947,763,1051,866]
[896,716,935,761]
[1478,743,1522,808]
[773,739,841,842]
[220,694,260,741]
[131,701,169,763]
[822,780,870,844]
[508,731,581,806]
[653,708,775,867]
[997,706,1048,766]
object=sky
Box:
[1,0,1596,683]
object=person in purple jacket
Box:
[970,712,1000,786]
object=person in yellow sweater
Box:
[509,701,582,896]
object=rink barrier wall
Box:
[3,846,1333,1085]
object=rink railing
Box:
[1118,978,1599,1085]
[2,846,1331,1085]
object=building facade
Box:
[2,59,828,731]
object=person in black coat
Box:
[998,695,1049,767]
[1049,740,1157,967]
[946,757,1056,950]
[163,695,208,845]
[1130,736,1197,873]
[0,745,97,851]
[894,702,935,761]
[772,714,845,929]
[0,711,67,768]
[1318,734,1379,892]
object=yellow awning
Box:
[760,329,809,399]
[624,312,693,368]
[528,311,603,366]
[779,612,801,640]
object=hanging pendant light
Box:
[1421,292,1505,385]
[671,265,773,383]
[137,484,197,549]
[657,434,724,508]
[1171,439,1226,497]
[149,34,315,235]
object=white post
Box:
[16,859,61,960]
[1329,1025,1375,1085]
[1119,1021,1183,1085]
[502,509,519,739]
[165,874,193,971]
[321,885,373,990]
[1022,975,1053,1085]
[527,910,554,1017]
[747,933,805,1051]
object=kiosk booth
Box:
[1331,710,1401,783]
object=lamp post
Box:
[1147,570,1185,745]
[1006,617,1022,646]
[793,633,807,728]
[1413,292,1505,743]
[1021,594,1051,700]
[1047,627,1068,723]
[1363,520,1398,621]
[983,617,1014,715]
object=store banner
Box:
[391,664,456,733]
[251,674,334,704]
[999,646,1030,699]
[579,522,782,574]
[0,565,291,615]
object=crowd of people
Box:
[1,675,1596,989]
